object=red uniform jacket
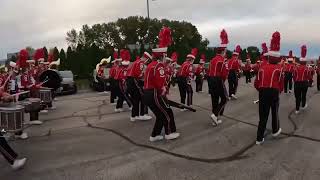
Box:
[293,65,311,82]
[284,63,295,73]
[227,57,240,72]
[316,65,320,75]
[97,67,104,77]
[178,61,193,78]
[0,74,7,87]
[253,63,260,73]
[109,65,117,79]
[127,59,144,79]
[144,61,166,91]
[195,64,205,76]
[19,72,35,89]
[208,55,228,80]
[114,66,126,81]
[254,64,284,92]
[243,63,252,71]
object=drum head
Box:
[39,70,62,90]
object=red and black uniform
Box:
[283,62,295,93]
[177,61,193,106]
[164,62,174,93]
[144,61,176,137]
[243,62,252,83]
[109,64,118,104]
[308,65,315,87]
[293,64,312,111]
[0,89,19,164]
[316,64,320,91]
[195,64,205,92]
[227,56,240,96]
[126,58,148,118]
[208,54,229,117]
[254,63,283,142]
[114,66,131,109]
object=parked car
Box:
[56,70,77,95]
[90,66,111,92]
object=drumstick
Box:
[1,74,12,89]
[9,91,30,102]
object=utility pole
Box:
[147,0,150,19]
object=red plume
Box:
[171,52,178,62]
[120,49,126,61]
[191,48,198,57]
[18,49,29,68]
[200,54,206,60]
[288,50,293,58]
[301,45,307,58]
[113,51,118,60]
[220,29,229,45]
[158,27,172,48]
[235,45,241,54]
[261,43,268,54]
[270,31,281,52]
[33,48,44,61]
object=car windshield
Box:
[59,71,73,78]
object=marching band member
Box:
[170,53,178,87]
[284,51,295,94]
[293,45,312,114]
[260,43,269,67]
[317,58,320,91]
[109,51,121,105]
[177,48,197,110]
[208,29,229,126]
[195,54,206,93]
[114,49,132,112]
[254,31,283,145]
[96,58,110,93]
[164,56,174,93]
[0,90,27,170]
[228,45,241,99]
[126,52,152,121]
[308,61,315,87]
[243,55,252,83]
[144,27,179,142]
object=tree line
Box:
[10,16,261,79]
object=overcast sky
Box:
[0,0,319,59]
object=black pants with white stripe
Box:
[144,89,176,137]
[228,70,238,97]
[126,77,148,118]
[0,136,18,165]
[177,77,193,106]
[209,76,228,116]
[257,88,280,141]
[294,81,309,111]
[195,76,203,92]
[284,72,293,93]
[115,80,132,109]
[110,78,116,104]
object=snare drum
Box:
[18,101,32,113]
[28,98,41,121]
[0,105,25,132]
[40,89,52,104]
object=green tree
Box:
[59,49,67,70]
[43,46,48,61]
[53,47,60,61]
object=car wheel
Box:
[73,85,78,94]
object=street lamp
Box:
[147,0,156,19]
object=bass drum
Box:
[39,69,62,91]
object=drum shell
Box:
[39,89,52,103]
[0,105,25,132]
[28,98,41,112]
